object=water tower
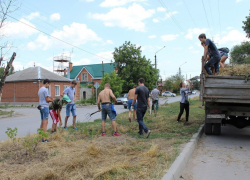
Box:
[53,53,71,76]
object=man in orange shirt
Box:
[127,85,137,122]
[97,83,120,136]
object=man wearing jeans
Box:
[151,86,160,117]
[63,80,77,130]
[38,79,53,142]
[199,33,221,75]
[97,83,120,136]
[132,78,151,138]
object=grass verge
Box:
[0,110,14,116]
[0,97,204,180]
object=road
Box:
[0,94,199,141]
[181,125,250,180]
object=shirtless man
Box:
[127,85,137,122]
[97,83,120,136]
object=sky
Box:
[1,0,250,80]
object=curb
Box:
[161,124,204,180]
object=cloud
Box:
[177,1,182,5]
[227,27,233,30]
[27,23,102,50]
[74,58,91,65]
[153,18,159,23]
[50,13,60,21]
[0,19,38,39]
[165,11,178,19]
[191,50,200,54]
[90,3,154,31]
[215,30,248,45]
[86,0,94,2]
[185,28,207,40]
[236,0,242,2]
[25,12,40,20]
[157,7,165,12]
[161,34,179,41]
[106,40,113,44]
[100,0,147,7]
[189,46,194,49]
[148,35,156,38]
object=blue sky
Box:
[2,0,250,80]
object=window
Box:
[55,85,60,96]
[64,85,69,90]
[82,73,88,81]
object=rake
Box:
[84,110,101,122]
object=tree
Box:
[163,78,173,91]
[99,71,124,99]
[163,73,184,94]
[0,0,19,101]
[192,80,200,90]
[113,41,158,92]
[230,41,250,64]
[242,10,250,38]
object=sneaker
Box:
[42,139,50,143]
[113,132,121,136]
[145,130,151,138]
[64,127,67,129]
[128,117,132,122]
[73,127,78,130]
[138,131,143,135]
[102,132,106,136]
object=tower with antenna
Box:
[53,51,72,76]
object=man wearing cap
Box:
[151,86,160,117]
[49,95,71,133]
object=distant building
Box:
[1,67,78,102]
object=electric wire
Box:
[201,0,213,38]
[183,0,198,27]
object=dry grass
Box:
[219,64,250,76]
[0,98,204,180]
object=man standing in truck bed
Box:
[199,33,221,75]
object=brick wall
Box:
[1,81,81,102]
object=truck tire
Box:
[213,123,221,135]
[205,123,212,135]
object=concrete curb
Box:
[161,124,204,180]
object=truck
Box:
[200,58,250,135]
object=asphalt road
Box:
[0,94,199,141]
[181,125,250,180]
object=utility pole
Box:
[155,46,165,87]
[186,74,187,85]
[179,62,187,78]
[102,61,104,78]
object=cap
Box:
[61,95,71,103]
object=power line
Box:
[6,15,110,61]
[183,0,198,27]
[218,0,221,39]
[201,0,213,38]
[208,0,215,36]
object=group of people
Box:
[38,79,78,142]
[199,33,228,75]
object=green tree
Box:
[192,80,200,90]
[163,73,184,93]
[113,41,158,92]
[243,11,250,38]
[99,71,124,99]
[230,41,250,64]
[163,78,173,91]
[0,65,15,79]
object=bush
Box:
[87,96,96,105]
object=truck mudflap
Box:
[207,114,225,118]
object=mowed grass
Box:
[0,97,204,180]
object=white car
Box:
[116,93,128,104]
[162,91,176,97]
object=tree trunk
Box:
[0,52,16,102]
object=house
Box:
[66,62,116,100]
[1,66,80,102]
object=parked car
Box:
[162,91,176,97]
[123,100,128,109]
[116,93,128,104]
[192,90,197,94]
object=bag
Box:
[218,47,229,53]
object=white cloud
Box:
[25,12,40,20]
[216,30,248,45]
[177,1,182,5]
[165,11,178,19]
[227,27,233,30]
[93,51,113,63]
[157,7,165,12]
[100,0,147,7]
[0,19,38,39]
[86,0,94,2]
[161,34,179,41]
[148,35,156,38]
[153,18,159,23]
[74,58,91,65]
[106,40,113,44]
[13,60,53,72]
[90,3,154,31]
[236,0,242,2]
[191,50,200,54]
[189,46,194,50]
[185,28,207,40]
[50,13,60,21]
[27,23,102,50]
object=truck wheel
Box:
[213,123,221,135]
[205,123,212,135]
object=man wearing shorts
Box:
[127,85,137,122]
[63,80,77,130]
[151,86,160,117]
[97,83,120,136]
[199,33,221,75]
[38,79,53,142]
[132,78,151,138]
[49,95,71,133]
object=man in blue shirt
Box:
[63,80,78,130]
[199,33,221,75]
